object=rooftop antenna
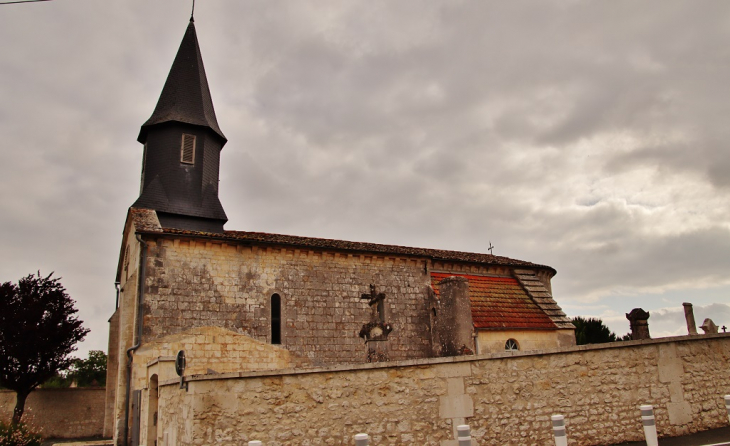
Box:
[488,241,495,255]
[190,0,195,21]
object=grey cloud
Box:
[3,1,730,357]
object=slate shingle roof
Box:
[137,19,226,143]
[431,272,558,330]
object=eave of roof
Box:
[128,208,556,274]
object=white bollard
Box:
[354,433,369,446]
[725,395,730,424]
[551,415,567,446]
[457,424,471,446]
[641,405,659,446]
[248,441,262,446]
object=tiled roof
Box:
[431,272,558,330]
[129,207,555,272]
[513,269,574,329]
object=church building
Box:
[104,18,575,445]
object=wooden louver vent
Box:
[181,134,196,164]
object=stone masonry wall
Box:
[141,236,434,365]
[155,334,730,446]
[0,388,106,439]
[134,326,310,389]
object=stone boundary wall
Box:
[156,334,730,445]
[0,387,106,439]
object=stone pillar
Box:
[683,303,698,335]
[434,276,474,356]
[625,308,651,340]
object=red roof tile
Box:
[431,272,558,330]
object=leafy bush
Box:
[0,420,42,446]
[39,374,72,389]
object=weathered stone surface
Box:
[700,318,719,334]
[626,308,651,340]
[141,238,434,366]
[683,302,698,335]
[152,335,730,446]
[0,388,106,439]
[433,276,474,357]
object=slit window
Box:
[271,294,281,344]
[181,134,196,164]
[140,143,147,194]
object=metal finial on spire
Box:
[190,0,195,22]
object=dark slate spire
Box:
[132,19,228,233]
[137,18,226,144]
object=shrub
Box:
[0,420,42,446]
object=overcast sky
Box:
[1,0,729,357]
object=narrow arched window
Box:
[271,294,281,344]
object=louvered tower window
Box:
[180,134,196,164]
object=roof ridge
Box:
[513,270,574,329]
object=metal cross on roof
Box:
[488,241,495,255]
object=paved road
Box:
[611,426,730,446]
[43,426,730,446]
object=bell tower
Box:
[133,18,227,233]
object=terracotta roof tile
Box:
[431,272,557,330]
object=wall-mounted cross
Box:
[361,284,386,323]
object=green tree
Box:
[0,272,89,425]
[572,316,619,345]
[40,373,72,389]
[69,350,107,387]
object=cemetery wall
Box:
[0,387,106,439]
[154,334,730,446]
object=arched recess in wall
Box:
[271,293,281,344]
[146,374,158,446]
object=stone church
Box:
[104,18,575,445]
